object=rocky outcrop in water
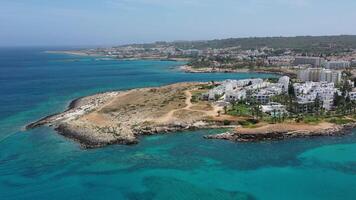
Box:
[204,123,356,142]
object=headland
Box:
[27,79,356,148]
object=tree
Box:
[341,81,352,97]
[214,94,221,101]
[272,109,277,123]
[333,92,344,107]
[288,83,295,98]
[314,95,321,116]
[296,114,304,123]
[282,112,288,122]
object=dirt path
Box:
[154,90,221,124]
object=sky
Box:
[0,0,355,46]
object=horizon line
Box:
[1,34,356,48]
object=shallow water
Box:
[0,47,355,200]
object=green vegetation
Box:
[191,91,204,103]
[238,119,259,128]
[121,35,356,55]
[169,35,353,52]
[302,116,322,125]
[223,120,231,126]
[267,77,279,83]
[199,84,216,90]
[227,103,251,117]
[327,117,354,125]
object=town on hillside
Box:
[75,36,356,69]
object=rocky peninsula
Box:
[27,81,355,149]
[27,83,236,148]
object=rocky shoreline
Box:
[25,83,236,149]
[204,123,356,142]
[26,82,355,149]
[180,65,297,77]
[46,50,190,62]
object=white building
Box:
[225,90,246,102]
[294,56,326,67]
[297,68,342,84]
[278,76,290,92]
[206,78,288,105]
[349,92,356,101]
[320,69,342,84]
[252,91,275,104]
[325,61,350,69]
[293,82,339,111]
[261,102,287,115]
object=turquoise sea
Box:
[1,47,356,200]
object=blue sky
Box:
[0,0,355,46]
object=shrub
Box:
[223,120,231,125]
[328,117,353,125]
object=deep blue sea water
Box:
[0,47,356,200]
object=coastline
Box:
[45,50,190,62]
[205,122,356,142]
[27,81,355,149]
[26,82,233,148]
[179,65,297,77]
[46,50,294,77]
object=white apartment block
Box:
[294,56,326,67]
[325,61,350,69]
[261,102,287,115]
[293,82,339,111]
[278,76,290,92]
[297,68,342,84]
[207,77,289,105]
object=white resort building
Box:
[293,82,340,111]
[205,76,290,105]
[297,68,342,84]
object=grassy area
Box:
[238,119,259,128]
[191,91,204,103]
[199,84,216,90]
[227,103,251,117]
[303,116,322,125]
[327,117,354,125]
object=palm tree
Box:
[272,109,277,123]
[282,112,288,122]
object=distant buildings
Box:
[181,49,203,57]
[325,61,350,69]
[294,56,326,67]
[297,68,342,84]
[267,56,294,66]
